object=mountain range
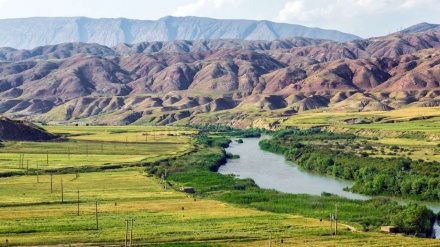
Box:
[0,16,362,49]
[0,26,440,126]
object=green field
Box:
[282,107,440,134]
[1,125,440,246]
[1,169,439,247]
[0,126,195,173]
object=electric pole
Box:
[330,213,333,236]
[61,178,64,203]
[125,219,128,247]
[130,219,134,247]
[95,201,99,230]
[77,190,80,216]
[335,204,338,236]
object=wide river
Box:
[219,136,440,212]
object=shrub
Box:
[390,145,399,150]
[364,144,373,150]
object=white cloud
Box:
[173,0,237,16]
[273,0,440,37]
[399,0,433,9]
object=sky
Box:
[0,0,439,38]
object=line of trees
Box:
[259,130,440,201]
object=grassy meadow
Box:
[1,125,440,246]
[282,107,440,133]
[0,126,195,173]
[1,169,439,246]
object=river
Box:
[219,137,440,237]
[219,136,368,200]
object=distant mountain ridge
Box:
[0,16,361,49]
[401,22,440,34]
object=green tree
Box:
[391,204,435,236]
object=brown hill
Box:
[0,116,57,141]
[0,32,440,125]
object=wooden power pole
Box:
[125,219,128,247]
[36,163,39,183]
[95,201,99,230]
[77,190,80,216]
[61,178,64,203]
[130,219,134,247]
[330,213,333,236]
[335,204,338,236]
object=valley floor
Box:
[0,125,439,246]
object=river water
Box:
[219,137,440,237]
[219,137,368,200]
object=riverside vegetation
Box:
[259,128,438,235]
[0,125,439,246]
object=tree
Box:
[397,160,411,171]
[391,204,435,236]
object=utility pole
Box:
[162,169,167,190]
[95,201,99,230]
[46,150,49,166]
[61,178,64,203]
[335,204,338,236]
[125,219,128,247]
[50,174,53,193]
[77,190,80,216]
[330,213,333,236]
[130,219,134,247]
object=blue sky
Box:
[0,0,439,38]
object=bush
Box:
[226,153,240,159]
[391,204,435,236]
[364,144,373,150]
[390,145,399,150]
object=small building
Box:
[381,226,398,233]
[180,187,195,193]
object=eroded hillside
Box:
[1,31,440,125]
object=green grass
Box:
[1,169,439,247]
[0,169,351,246]
[0,126,195,173]
[1,126,440,246]
[282,107,440,134]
